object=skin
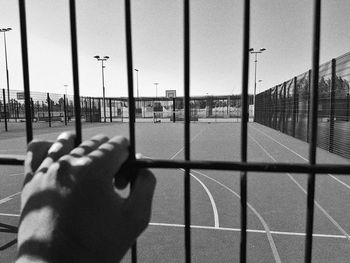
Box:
[16,132,156,263]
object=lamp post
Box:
[249,48,266,114]
[0,28,12,117]
[154,82,159,98]
[94,55,109,122]
[134,69,139,98]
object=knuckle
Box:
[114,136,129,149]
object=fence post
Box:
[34,99,38,122]
[292,77,297,137]
[16,101,19,122]
[47,93,51,127]
[89,97,93,123]
[172,98,176,123]
[307,70,311,142]
[282,82,286,132]
[329,59,336,153]
[109,98,112,122]
[3,89,8,131]
[274,86,278,129]
[63,94,67,125]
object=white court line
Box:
[191,170,282,263]
[169,128,205,160]
[0,213,345,240]
[0,192,21,205]
[149,222,347,239]
[249,134,350,241]
[143,128,220,229]
[179,168,219,228]
[0,213,20,217]
[250,125,350,190]
[8,173,23,177]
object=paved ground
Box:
[0,122,350,262]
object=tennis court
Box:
[1,122,349,262]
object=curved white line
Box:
[179,168,219,228]
[191,170,282,263]
[143,151,220,229]
[249,134,350,241]
[250,124,350,190]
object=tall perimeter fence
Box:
[0,90,253,132]
[255,51,350,159]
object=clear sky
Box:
[0,0,349,98]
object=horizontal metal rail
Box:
[1,155,349,175]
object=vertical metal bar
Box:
[329,59,336,153]
[184,0,191,262]
[307,69,311,143]
[32,98,35,122]
[2,89,8,132]
[173,97,176,123]
[240,0,250,262]
[282,82,286,132]
[18,0,33,143]
[305,0,321,262]
[293,77,297,137]
[69,0,82,146]
[89,97,92,123]
[109,98,112,122]
[124,1,137,262]
[16,101,19,122]
[47,93,51,127]
[64,94,67,126]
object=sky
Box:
[0,0,350,98]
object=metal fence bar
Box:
[3,89,8,132]
[47,93,51,127]
[240,0,250,262]
[2,156,350,175]
[64,94,68,125]
[329,59,336,153]
[18,0,33,143]
[124,0,137,262]
[184,0,191,262]
[69,0,82,146]
[305,0,321,262]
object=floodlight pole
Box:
[94,55,109,122]
[1,28,12,117]
[249,48,266,121]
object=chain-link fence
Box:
[0,92,253,132]
[255,51,350,159]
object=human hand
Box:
[16,132,156,263]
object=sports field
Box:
[1,122,350,262]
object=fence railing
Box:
[255,51,350,159]
[0,90,254,132]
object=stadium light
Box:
[0,27,12,117]
[250,47,266,121]
[94,55,110,122]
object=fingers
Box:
[88,136,129,182]
[36,132,76,173]
[125,169,156,228]
[70,134,109,157]
[115,153,143,190]
[24,140,53,186]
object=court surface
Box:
[1,122,350,262]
